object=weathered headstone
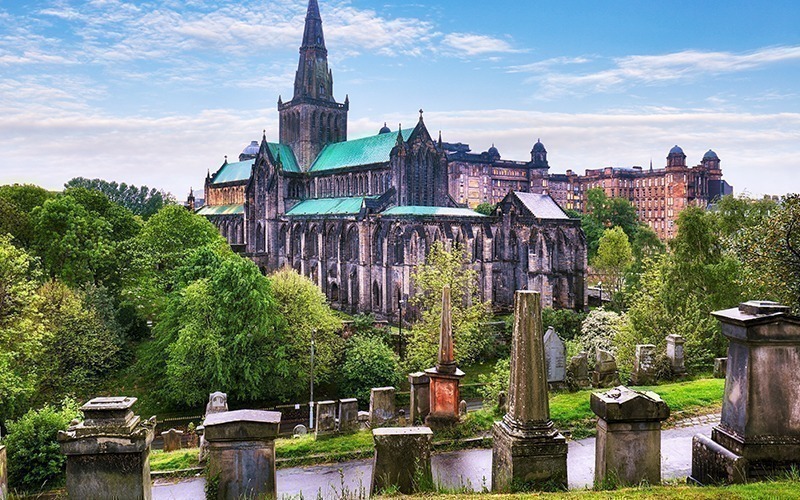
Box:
[338,398,359,434]
[666,334,686,376]
[203,409,281,499]
[492,291,568,492]
[315,400,337,438]
[631,344,657,386]
[292,424,308,436]
[592,386,670,486]
[408,372,431,424]
[57,397,156,500]
[425,286,465,427]
[206,391,229,414]
[0,444,7,500]
[370,427,433,495]
[691,301,800,485]
[497,391,507,413]
[369,387,396,427]
[713,357,727,379]
[161,428,183,453]
[567,351,592,390]
[593,349,621,388]
[543,326,567,390]
[459,400,468,417]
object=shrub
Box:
[4,399,81,492]
[340,336,401,405]
[478,358,510,413]
[541,308,587,341]
[577,308,626,368]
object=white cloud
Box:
[507,56,591,73]
[442,33,519,57]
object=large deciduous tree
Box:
[592,226,633,294]
[65,177,173,219]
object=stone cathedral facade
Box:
[199,0,587,317]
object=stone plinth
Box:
[593,349,620,388]
[203,409,281,499]
[591,386,670,486]
[567,352,591,390]
[492,291,568,492]
[713,357,727,379]
[370,427,433,495]
[631,344,657,386]
[162,429,183,452]
[425,285,465,427]
[370,387,396,427]
[666,334,686,375]
[690,301,800,485]
[0,445,6,500]
[315,400,337,438]
[408,372,430,424]
[544,326,567,390]
[338,398,359,433]
[57,397,155,500]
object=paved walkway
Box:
[153,415,720,499]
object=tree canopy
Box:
[65,177,173,218]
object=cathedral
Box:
[198,0,587,317]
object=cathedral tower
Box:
[279,0,349,170]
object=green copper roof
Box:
[212,159,253,184]
[286,196,378,216]
[309,129,413,172]
[270,143,301,173]
[196,203,244,216]
[381,206,486,217]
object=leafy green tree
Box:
[0,184,54,248]
[577,308,626,363]
[340,335,401,405]
[711,194,777,239]
[474,202,496,216]
[4,398,80,492]
[592,226,633,293]
[0,184,54,214]
[65,177,173,218]
[580,188,640,258]
[405,242,491,370]
[478,358,509,413]
[269,267,344,394]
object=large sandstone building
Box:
[198,0,587,317]
[448,141,733,240]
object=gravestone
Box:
[543,326,567,390]
[592,386,670,486]
[370,387,396,427]
[691,301,800,485]
[338,398,359,434]
[567,351,592,389]
[57,397,156,500]
[459,400,468,417]
[161,428,183,453]
[203,409,281,499]
[292,424,308,436]
[497,391,507,413]
[0,444,6,500]
[631,344,657,386]
[408,372,431,424]
[666,334,686,376]
[593,349,621,388]
[713,357,727,379]
[370,427,433,495]
[206,391,229,414]
[315,400,337,438]
[357,411,370,430]
[492,291,568,492]
[425,286,465,427]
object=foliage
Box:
[0,235,46,421]
[711,194,777,239]
[65,177,174,218]
[541,307,587,341]
[478,357,509,412]
[405,242,491,370]
[592,226,633,294]
[577,308,626,366]
[0,184,54,246]
[340,335,401,404]
[4,398,81,492]
[580,188,640,258]
[473,202,496,216]
[269,267,344,393]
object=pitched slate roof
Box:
[309,129,413,172]
[196,203,244,216]
[271,143,301,173]
[211,143,300,185]
[381,206,486,217]
[513,192,569,219]
[286,196,378,216]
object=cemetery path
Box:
[152,418,718,499]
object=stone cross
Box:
[161,428,183,453]
[543,326,567,388]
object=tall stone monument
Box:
[203,409,281,499]
[543,326,567,390]
[690,301,800,485]
[425,286,465,427]
[492,291,568,492]
[57,397,156,500]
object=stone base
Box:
[595,419,662,486]
[629,373,656,386]
[65,451,152,500]
[593,371,620,388]
[491,421,568,492]
[371,427,433,495]
[424,412,459,429]
[690,434,748,485]
[206,440,276,499]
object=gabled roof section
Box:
[309,129,413,172]
[269,143,300,173]
[196,203,244,216]
[286,196,379,216]
[211,159,253,185]
[381,206,486,217]
[511,192,570,219]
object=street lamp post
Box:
[397,295,406,358]
[309,328,316,429]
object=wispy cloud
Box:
[507,56,592,73]
[442,33,520,57]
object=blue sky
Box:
[2,0,799,198]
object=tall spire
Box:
[293,0,333,101]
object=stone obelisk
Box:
[492,290,567,491]
[424,285,465,427]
